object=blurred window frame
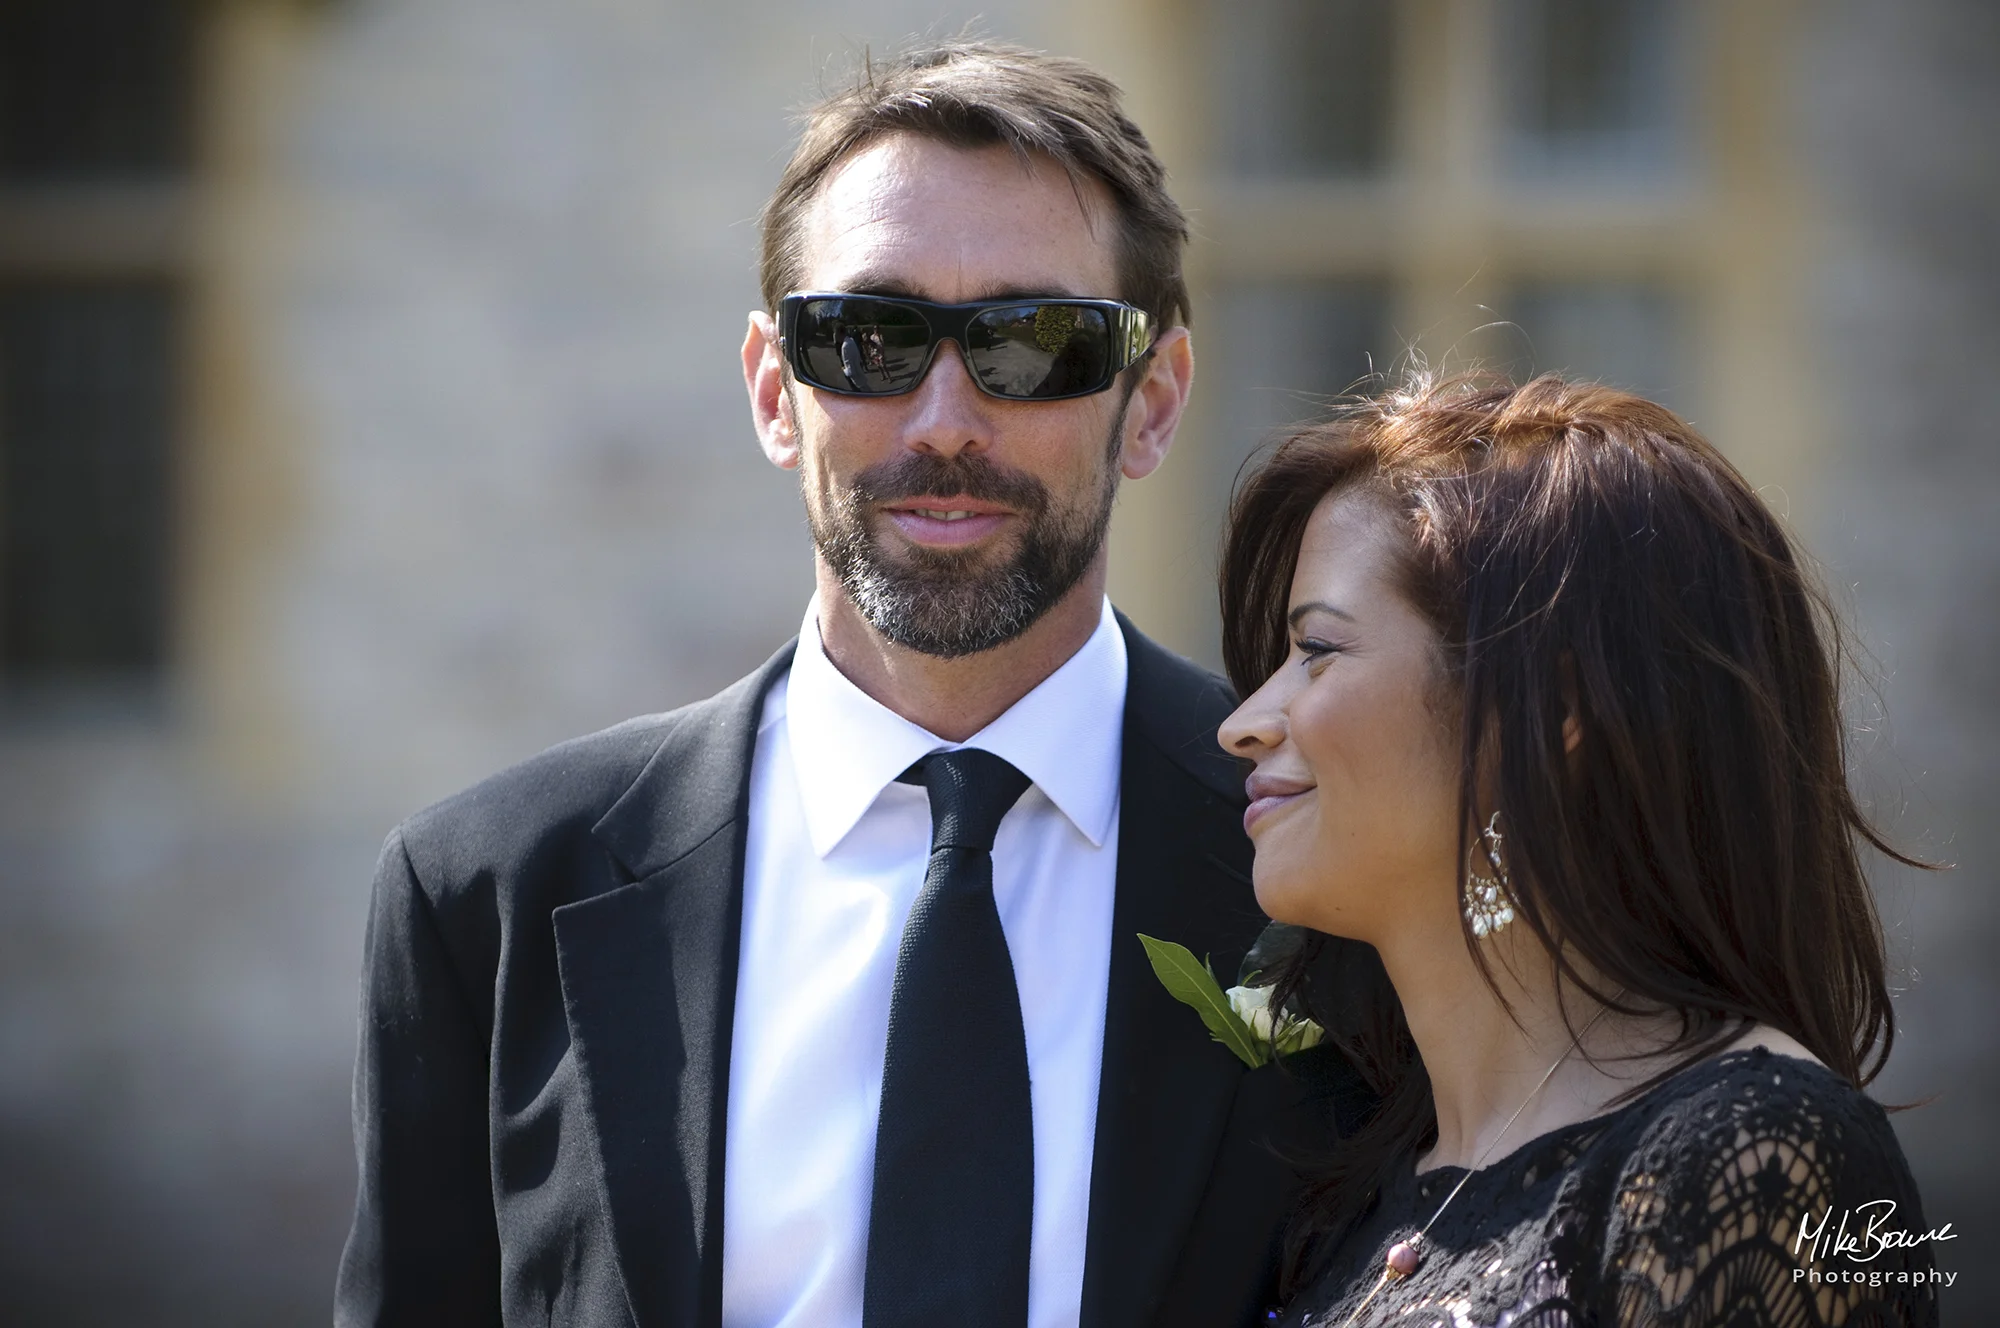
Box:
[0,0,197,706]
[1145,0,1805,661]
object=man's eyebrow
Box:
[1288,601,1357,627]
[835,274,925,299]
[822,274,1098,303]
[968,283,1094,302]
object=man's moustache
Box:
[847,453,1048,512]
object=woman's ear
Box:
[1559,653,1585,757]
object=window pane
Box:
[1502,280,1689,410]
[0,0,193,183]
[0,282,177,682]
[1498,0,1691,178]
[1213,0,1396,178]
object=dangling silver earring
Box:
[1464,811,1517,938]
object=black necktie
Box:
[863,748,1035,1328]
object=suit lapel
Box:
[553,642,794,1328]
[1080,619,1268,1328]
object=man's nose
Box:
[899,338,996,460]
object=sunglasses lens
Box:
[967,304,1115,399]
[788,295,1133,399]
[794,297,933,394]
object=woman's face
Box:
[1218,489,1464,943]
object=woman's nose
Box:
[1218,679,1287,758]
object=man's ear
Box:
[1118,325,1194,481]
[743,311,800,470]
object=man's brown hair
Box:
[758,40,1191,329]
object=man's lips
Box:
[1243,775,1314,834]
[879,497,1015,547]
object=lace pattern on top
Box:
[1282,1048,1941,1328]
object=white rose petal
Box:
[1225,984,1271,1017]
[1227,983,1325,1058]
[1224,984,1272,1040]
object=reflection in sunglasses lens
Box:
[799,299,931,393]
[969,305,1111,399]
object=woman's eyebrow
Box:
[1288,600,1357,627]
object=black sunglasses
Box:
[778,292,1153,401]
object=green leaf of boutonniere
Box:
[1138,934,1267,1069]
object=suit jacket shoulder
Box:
[1118,609,1245,805]
[393,642,794,929]
[395,711,668,900]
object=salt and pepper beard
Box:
[796,384,1130,660]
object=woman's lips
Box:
[1243,788,1311,835]
[881,503,1013,547]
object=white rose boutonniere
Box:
[1225,981,1325,1059]
[1137,933,1327,1069]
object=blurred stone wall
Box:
[1807,1,2000,1315]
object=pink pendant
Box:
[1385,1240,1421,1278]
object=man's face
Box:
[769,135,1143,658]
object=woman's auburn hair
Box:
[1218,372,1921,1278]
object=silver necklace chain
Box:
[1330,1006,1611,1328]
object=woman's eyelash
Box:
[1294,636,1343,661]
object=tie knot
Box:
[900,749,1032,852]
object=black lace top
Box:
[1279,1049,1942,1328]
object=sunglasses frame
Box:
[777,291,1154,401]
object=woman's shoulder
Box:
[1583,1046,1939,1327]
[1609,1044,1902,1178]
[1603,1044,1920,1238]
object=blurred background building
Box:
[0,0,1991,1321]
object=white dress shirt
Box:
[720,596,1128,1328]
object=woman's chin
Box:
[1251,857,1380,940]
[1250,865,1343,935]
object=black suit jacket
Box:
[336,614,1316,1327]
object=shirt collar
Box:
[784,596,1128,858]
